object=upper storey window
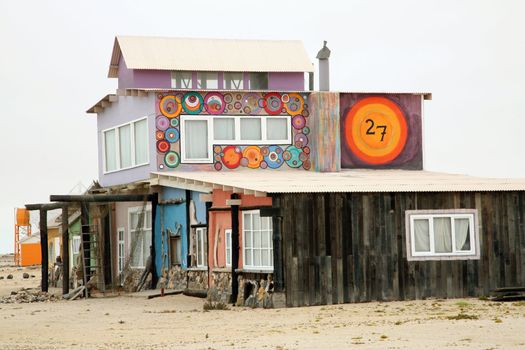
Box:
[171,71,192,89]
[250,73,268,90]
[224,72,244,90]
[103,117,149,173]
[197,72,218,89]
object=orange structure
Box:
[19,235,41,266]
[14,208,33,266]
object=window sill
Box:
[235,268,274,274]
[187,267,208,271]
[103,162,150,175]
[407,254,480,261]
[212,267,231,273]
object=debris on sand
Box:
[0,288,61,304]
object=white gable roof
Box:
[109,36,314,77]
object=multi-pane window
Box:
[180,115,291,163]
[128,206,152,268]
[197,72,218,89]
[250,72,268,90]
[196,227,207,267]
[406,210,479,261]
[117,228,125,281]
[243,210,273,270]
[224,72,244,90]
[171,71,192,89]
[225,229,232,267]
[103,117,149,172]
[170,236,182,265]
[71,235,81,267]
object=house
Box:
[78,35,525,306]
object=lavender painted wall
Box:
[97,93,157,187]
[268,72,304,90]
[134,69,171,89]
[117,56,134,89]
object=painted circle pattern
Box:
[345,96,408,165]
[164,128,179,143]
[159,95,182,118]
[182,92,204,114]
[242,146,263,169]
[263,92,283,115]
[164,151,180,168]
[204,92,225,115]
[156,115,170,131]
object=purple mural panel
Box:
[268,72,304,91]
[340,93,423,170]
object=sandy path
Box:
[1,260,525,349]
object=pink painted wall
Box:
[208,190,272,272]
[268,72,304,90]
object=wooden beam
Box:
[26,202,66,211]
[39,209,48,293]
[101,101,110,108]
[108,95,118,102]
[138,90,148,97]
[230,194,240,304]
[61,205,69,295]
[50,193,154,203]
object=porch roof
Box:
[149,169,525,196]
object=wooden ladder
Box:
[80,224,105,298]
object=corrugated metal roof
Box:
[150,169,525,196]
[108,36,314,78]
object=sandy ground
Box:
[1,257,525,349]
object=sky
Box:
[0,0,524,253]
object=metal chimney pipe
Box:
[316,41,331,91]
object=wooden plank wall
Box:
[279,191,525,307]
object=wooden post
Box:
[230,194,240,304]
[150,192,158,288]
[205,201,212,289]
[271,196,284,292]
[61,205,69,295]
[39,209,48,292]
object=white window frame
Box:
[405,209,480,261]
[242,210,273,271]
[225,228,232,267]
[180,115,292,164]
[127,205,152,268]
[171,71,192,89]
[102,116,149,174]
[71,235,81,267]
[197,72,218,89]
[196,227,207,268]
[117,227,125,283]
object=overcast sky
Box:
[1,0,524,253]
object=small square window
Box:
[266,117,289,141]
[250,73,268,90]
[406,209,479,261]
[240,118,261,140]
[224,72,243,90]
[214,118,235,140]
[197,72,218,89]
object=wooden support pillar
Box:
[204,200,212,289]
[271,196,284,292]
[102,205,112,286]
[61,205,69,295]
[150,192,159,288]
[39,209,48,292]
[230,194,240,304]
[80,201,90,298]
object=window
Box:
[224,72,243,90]
[170,236,182,265]
[171,71,192,89]
[180,115,291,163]
[128,205,152,268]
[117,228,125,280]
[103,117,149,173]
[71,236,81,267]
[250,72,268,90]
[197,72,218,89]
[196,227,207,267]
[225,229,232,267]
[243,210,273,270]
[406,210,479,261]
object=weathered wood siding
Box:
[278,192,525,307]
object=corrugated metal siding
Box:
[150,170,525,194]
[108,36,314,78]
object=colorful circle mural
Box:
[263,145,284,169]
[159,95,182,118]
[182,92,204,114]
[283,145,303,168]
[344,96,408,165]
[156,115,170,131]
[221,146,242,169]
[242,93,262,115]
[164,151,180,168]
[263,92,283,115]
[156,140,170,153]
[284,93,304,116]
[164,128,179,143]
[204,92,225,115]
[242,146,263,169]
